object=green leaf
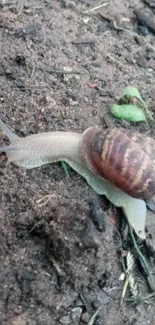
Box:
[120,86,153,120]
[110,104,146,122]
[121,86,144,103]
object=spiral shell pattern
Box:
[81,127,155,200]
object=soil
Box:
[1,0,155,324]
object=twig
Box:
[43,68,84,75]
[115,229,127,272]
[36,194,57,207]
[17,2,24,16]
[106,54,131,72]
[125,291,155,302]
[49,255,64,276]
[112,21,136,34]
[121,273,131,305]
[72,38,96,45]
[29,220,44,233]
[121,252,138,305]
[87,305,103,325]
[84,2,110,14]
[128,221,155,292]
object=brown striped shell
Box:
[80,127,155,200]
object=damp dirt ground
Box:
[1,1,155,324]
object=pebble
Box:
[80,219,101,249]
[149,59,155,71]
[146,200,155,212]
[71,307,82,323]
[59,308,82,325]
[135,55,147,68]
[59,316,71,325]
[89,198,106,232]
[81,312,90,323]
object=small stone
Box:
[59,308,82,325]
[146,200,155,212]
[119,273,126,281]
[80,219,101,249]
[102,113,115,128]
[134,35,146,46]
[89,198,106,232]
[82,16,90,24]
[149,59,155,70]
[59,315,71,325]
[135,55,147,68]
[136,23,149,36]
[15,54,26,66]
[71,307,82,324]
[81,312,90,323]
[94,291,110,306]
[97,23,108,33]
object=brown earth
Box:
[1,0,155,324]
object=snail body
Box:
[0,118,154,239]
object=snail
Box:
[0,118,155,239]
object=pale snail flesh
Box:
[0,118,154,239]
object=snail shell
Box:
[80,127,155,200]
